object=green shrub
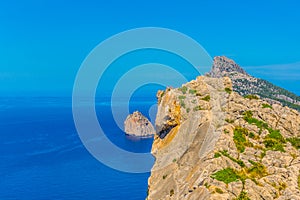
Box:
[260,150,266,159]
[186,108,190,113]
[225,118,234,123]
[243,110,253,118]
[249,132,255,139]
[244,94,259,100]
[266,129,285,143]
[189,89,197,94]
[262,103,272,109]
[178,95,186,109]
[264,129,286,152]
[236,160,246,168]
[214,152,221,158]
[264,138,285,152]
[252,118,268,130]
[215,188,224,194]
[201,95,211,101]
[278,182,287,191]
[178,86,188,94]
[193,105,202,111]
[178,95,186,100]
[235,191,250,200]
[247,160,268,178]
[163,175,167,179]
[243,111,268,130]
[243,110,286,152]
[180,99,186,108]
[211,168,240,184]
[220,150,245,167]
[204,182,210,189]
[233,127,250,153]
[225,87,232,94]
[287,137,300,149]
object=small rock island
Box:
[124,111,155,137]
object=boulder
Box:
[124,111,155,137]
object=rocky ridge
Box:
[207,56,300,111]
[147,76,300,200]
[124,111,155,137]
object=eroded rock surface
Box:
[147,76,300,200]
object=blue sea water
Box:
[0,97,154,200]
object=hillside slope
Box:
[207,56,300,111]
[147,76,300,200]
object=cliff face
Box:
[207,56,300,111]
[147,76,300,200]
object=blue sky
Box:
[0,0,300,96]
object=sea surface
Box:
[0,97,155,200]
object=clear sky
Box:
[1,0,300,96]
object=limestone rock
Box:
[208,56,249,77]
[147,74,300,200]
[124,111,155,137]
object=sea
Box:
[0,97,155,200]
[1,83,298,200]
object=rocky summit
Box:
[207,56,300,111]
[147,76,300,200]
[208,56,249,77]
[124,111,155,137]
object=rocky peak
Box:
[208,56,249,78]
[124,111,155,137]
[207,56,300,111]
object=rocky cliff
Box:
[207,56,300,111]
[147,76,300,200]
[124,111,155,137]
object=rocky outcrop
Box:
[147,76,300,200]
[208,56,249,77]
[124,111,155,137]
[207,56,300,111]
